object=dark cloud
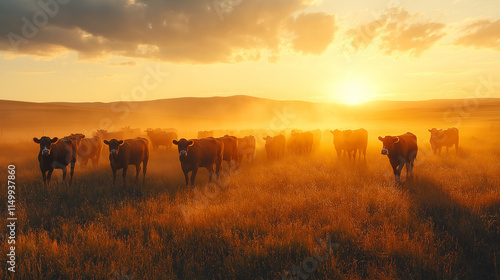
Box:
[346,7,446,57]
[455,19,500,51]
[0,0,336,63]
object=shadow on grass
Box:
[405,177,500,280]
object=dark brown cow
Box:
[378,132,418,183]
[173,137,224,186]
[146,129,178,151]
[78,136,102,168]
[289,130,313,154]
[33,136,77,186]
[219,135,238,171]
[263,134,286,159]
[343,129,368,161]
[237,135,256,165]
[428,127,459,155]
[104,138,149,186]
[198,130,213,138]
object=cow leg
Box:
[208,166,214,182]
[122,166,128,187]
[112,169,117,185]
[135,164,141,183]
[47,168,54,185]
[62,166,67,182]
[69,161,75,186]
[142,160,148,184]
[190,168,198,186]
[183,171,189,186]
[41,170,47,186]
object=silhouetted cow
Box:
[343,129,368,161]
[173,137,224,186]
[78,136,102,168]
[263,134,286,159]
[103,138,149,186]
[219,135,238,171]
[237,135,256,165]
[378,132,418,183]
[428,127,459,155]
[289,130,313,154]
[146,129,178,151]
[95,130,124,141]
[330,129,346,157]
[33,136,77,186]
[198,130,213,138]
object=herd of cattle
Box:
[32,127,459,186]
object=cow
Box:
[66,133,85,146]
[330,129,346,157]
[237,135,256,165]
[95,130,124,141]
[173,137,224,186]
[310,129,323,151]
[343,129,368,161]
[198,130,213,138]
[33,136,77,186]
[103,138,149,186]
[146,129,178,151]
[77,136,102,168]
[263,134,286,159]
[428,127,459,155]
[378,132,418,183]
[289,130,313,154]
[219,135,239,171]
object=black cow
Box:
[104,138,149,186]
[378,132,418,183]
[173,137,224,186]
[33,136,77,186]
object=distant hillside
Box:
[1,96,499,141]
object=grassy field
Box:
[1,130,499,280]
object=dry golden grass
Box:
[0,129,499,280]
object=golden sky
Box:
[0,0,499,104]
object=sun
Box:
[333,78,374,105]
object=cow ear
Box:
[378,136,383,142]
[81,134,86,138]
[118,140,124,145]
[104,140,110,145]
[33,137,40,143]
[172,140,178,145]
[428,129,432,132]
[51,137,58,143]
[393,137,400,143]
[188,140,194,146]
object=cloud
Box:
[0,0,336,63]
[345,7,446,57]
[455,19,500,51]
[287,13,336,54]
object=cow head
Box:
[263,136,273,144]
[330,129,341,137]
[378,136,400,155]
[173,138,194,158]
[33,136,58,156]
[104,139,124,155]
[69,133,86,145]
